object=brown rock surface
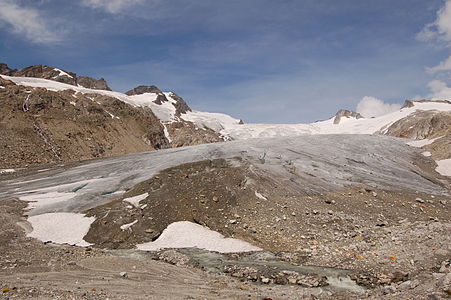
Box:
[0,81,168,168]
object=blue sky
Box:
[0,0,450,123]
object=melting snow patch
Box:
[436,159,451,177]
[422,151,432,157]
[70,101,76,106]
[255,191,268,201]
[163,124,172,142]
[136,221,261,253]
[0,169,15,174]
[120,220,138,231]
[123,193,148,208]
[27,212,94,246]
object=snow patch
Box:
[255,191,267,201]
[436,159,451,176]
[136,221,261,253]
[0,169,15,174]
[53,68,73,79]
[123,193,148,208]
[120,219,138,231]
[69,101,76,106]
[422,151,432,157]
[407,136,443,147]
[163,124,172,142]
[27,212,94,246]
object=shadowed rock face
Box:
[0,63,111,91]
[77,76,111,91]
[0,63,12,74]
[168,92,192,115]
[333,109,363,124]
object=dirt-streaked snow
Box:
[27,212,94,246]
[20,191,77,210]
[436,159,451,177]
[136,221,261,253]
[2,135,448,221]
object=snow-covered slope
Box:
[2,74,450,141]
[184,101,450,140]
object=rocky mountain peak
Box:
[0,62,111,91]
[333,109,363,124]
[167,92,192,115]
[125,85,163,96]
[0,63,13,74]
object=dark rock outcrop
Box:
[125,85,163,96]
[77,76,111,91]
[333,109,363,124]
[167,92,192,115]
[0,63,13,75]
[10,65,77,85]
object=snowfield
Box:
[27,212,94,246]
[137,221,261,253]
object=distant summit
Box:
[0,63,111,91]
[333,109,363,124]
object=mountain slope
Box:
[0,76,168,168]
[1,68,450,171]
[0,75,222,168]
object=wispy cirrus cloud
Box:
[0,0,60,44]
[418,0,451,43]
[418,0,451,99]
[80,0,146,14]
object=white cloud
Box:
[435,0,451,41]
[0,0,60,44]
[356,96,401,118]
[81,0,146,14]
[418,0,451,43]
[427,55,451,72]
[427,80,451,99]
